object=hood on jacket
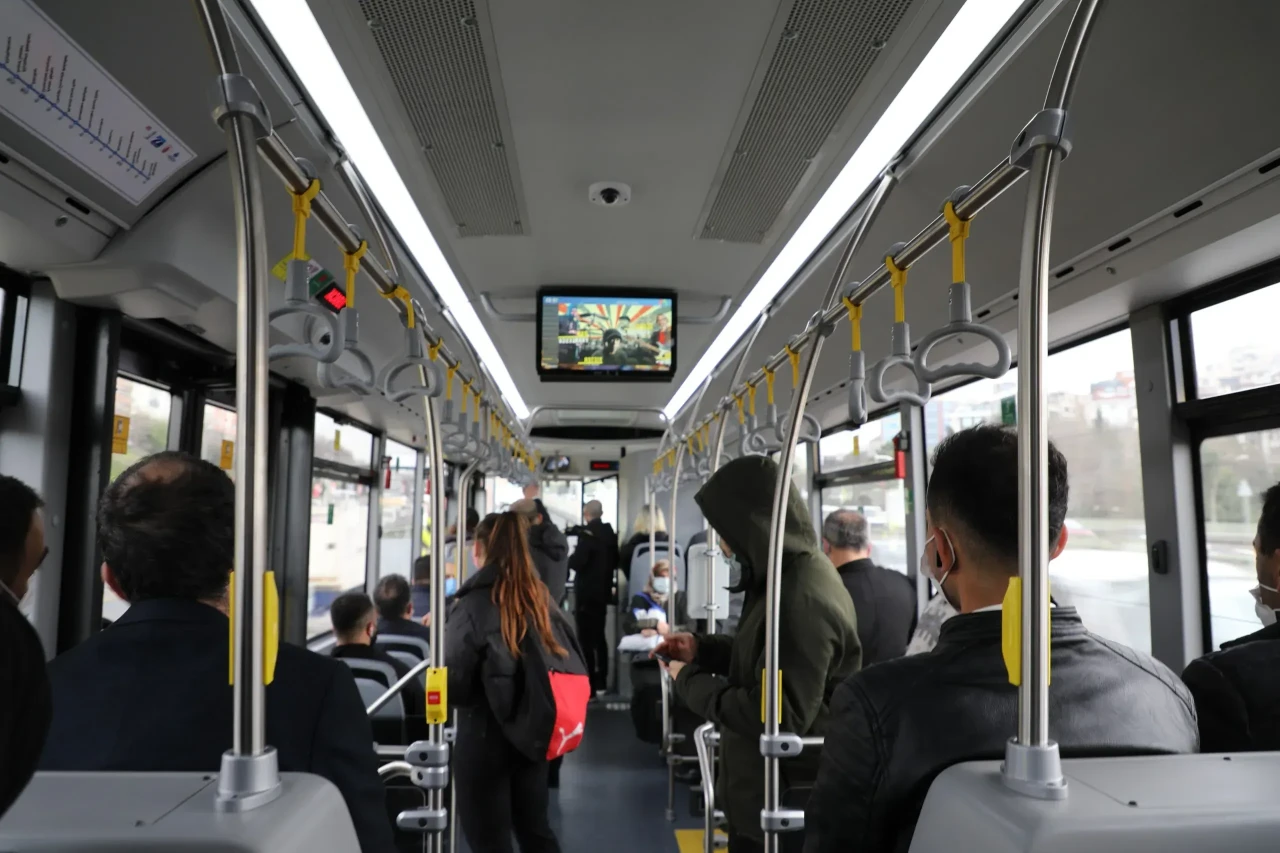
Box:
[694,455,820,590]
[529,521,569,561]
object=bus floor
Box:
[453,706,705,853]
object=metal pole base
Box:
[1000,737,1068,800]
[216,747,283,812]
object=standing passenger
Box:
[822,509,917,665]
[654,456,860,853]
[567,499,618,695]
[448,512,580,853]
[512,498,570,606]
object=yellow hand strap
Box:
[653,459,662,476]
[701,423,711,449]
[461,380,472,414]
[763,366,776,405]
[686,436,695,455]
[943,201,970,286]
[427,341,443,361]
[472,389,482,422]
[886,254,907,324]
[785,346,800,387]
[747,381,757,417]
[342,240,367,307]
[380,285,416,328]
[290,179,321,260]
[841,297,863,353]
[444,364,457,400]
[667,449,676,468]
[733,393,745,424]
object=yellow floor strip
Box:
[674,828,728,853]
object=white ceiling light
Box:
[246,0,530,420]
[664,0,1025,421]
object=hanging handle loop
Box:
[913,190,1012,383]
[315,236,375,392]
[868,243,932,406]
[843,297,869,426]
[270,174,342,364]
[775,342,821,444]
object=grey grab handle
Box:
[868,321,932,406]
[847,350,868,426]
[438,398,460,435]
[775,397,822,444]
[269,259,343,363]
[912,281,1012,383]
[377,327,444,403]
[739,411,765,456]
[315,309,376,394]
[745,402,784,454]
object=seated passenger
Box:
[375,573,434,639]
[39,453,393,853]
[624,561,692,749]
[0,475,51,819]
[804,426,1198,853]
[621,560,684,639]
[330,591,426,718]
[822,509,916,665]
[1182,481,1280,751]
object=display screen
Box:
[542,455,571,474]
[537,289,676,381]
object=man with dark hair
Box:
[0,475,50,820]
[39,453,393,853]
[805,425,1198,853]
[375,573,434,641]
[330,591,425,718]
[1182,480,1280,751]
[568,498,618,695]
[822,509,916,665]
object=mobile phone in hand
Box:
[653,652,672,664]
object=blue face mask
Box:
[445,577,458,596]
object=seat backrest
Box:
[386,649,418,669]
[629,543,682,599]
[683,543,730,627]
[375,633,430,661]
[337,656,397,688]
[353,677,404,720]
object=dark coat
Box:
[1182,619,1280,752]
[376,614,433,644]
[674,456,861,843]
[621,590,687,636]
[835,558,918,666]
[568,518,618,607]
[805,608,1199,853]
[0,596,49,820]
[620,530,668,579]
[528,521,570,605]
[39,599,393,853]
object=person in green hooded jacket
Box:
[654,455,860,853]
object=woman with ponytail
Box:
[448,511,588,853]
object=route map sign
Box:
[1,0,195,205]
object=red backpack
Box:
[507,609,591,762]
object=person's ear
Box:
[1050,524,1069,560]
[406,601,414,618]
[364,619,375,641]
[934,529,956,573]
[101,562,128,602]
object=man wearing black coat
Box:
[821,509,916,666]
[39,453,393,853]
[513,498,570,605]
[1182,480,1280,752]
[568,499,618,694]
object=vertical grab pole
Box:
[425,395,448,852]
[1004,0,1102,799]
[456,459,482,582]
[761,172,896,847]
[412,448,427,575]
[195,0,280,811]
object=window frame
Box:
[0,268,30,407]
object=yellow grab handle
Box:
[785,346,800,387]
[886,254,907,324]
[342,240,368,307]
[290,179,321,260]
[943,201,971,286]
[842,297,863,352]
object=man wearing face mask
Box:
[804,425,1198,853]
[1182,481,1280,752]
[653,455,860,853]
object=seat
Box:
[386,649,418,669]
[340,657,406,745]
[909,754,1280,853]
[375,633,430,661]
[338,656,398,689]
[629,543,683,600]
[684,543,730,630]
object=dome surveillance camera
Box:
[589,181,631,207]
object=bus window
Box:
[819,481,908,574]
[380,441,418,580]
[313,410,374,468]
[308,476,371,638]
[1199,428,1280,649]
[818,415,907,574]
[200,404,237,480]
[1189,281,1280,399]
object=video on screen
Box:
[538,293,675,378]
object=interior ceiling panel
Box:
[358,0,525,237]
[698,0,915,244]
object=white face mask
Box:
[922,532,956,607]
[1250,583,1280,626]
[652,576,671,595]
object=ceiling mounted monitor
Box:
[537,288,676,382]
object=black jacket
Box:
[0,596,49,820]
[620,530,668,580]
[568,518,618,607]
[377,614,433,644]
[1182,620,1280,752]
[528,520,570,605]
[621,591,687,636]
[805,608,1199,853]
[835,559,917,666]
[332,642,426,716]
[446,563,585,761]
[39,599,393,853]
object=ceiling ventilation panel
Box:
[699,0,915,243]
[358,0,526,237]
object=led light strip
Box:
[247,0,530,420]
[663,0,1026,420]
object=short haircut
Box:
[97,452,234,602]
[583,499,603,520]
[331,591,375,637]
[375,574,412,620]
[511,499,539,522]
[927,425,1069,567]
[823,510,869,552]
[465,507,480,534]
[0,475,42,587]
[1259,482,1280,555]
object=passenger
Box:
[622,560,687,748]
[329,591,426,719]
[822,509,917,665]
[375,572,435,639]
[1182,480,1280,752]
[621,559,683,638]
[654,456,860,853]
[448,512,580,853]
[38,453,392,853]
[618,504,668,580]
[567,499,618,695]
[804,426,1198,853]
[511,498,570,606]
[0,475,51,819]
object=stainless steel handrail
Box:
[365,657,433,717]
[378,761,416,781]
